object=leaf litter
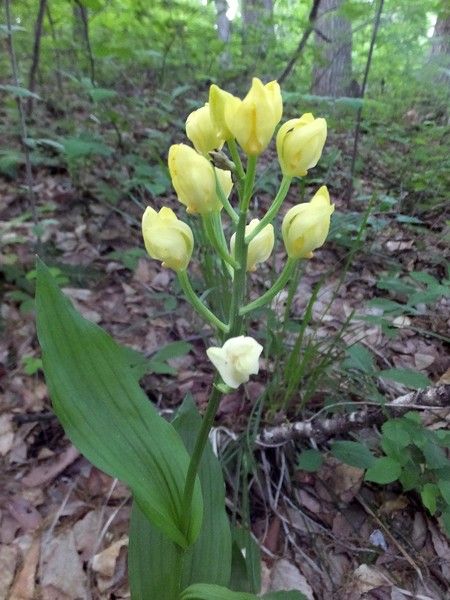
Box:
[0,146,449,598]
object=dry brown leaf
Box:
[22,445,80,487]
[73,510,101,561]
[40,530,87,599]
[9,537,40,600]
[0,414,14,456]
[92,536,128,579]
[6,498,42,532]
[269,558,314,600]
[0,544,17,600]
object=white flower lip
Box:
[206,335,263,389]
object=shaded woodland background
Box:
[1,0,450,598]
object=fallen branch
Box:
[257,385,450,446]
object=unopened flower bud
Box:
[230,219,274,271]
[282,186,334,259]
[226,78,283,156]
[276,113,327,177]
[168,144,233,214]
[142,206,193,271]
[186,103,224,156]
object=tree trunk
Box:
[312,0,352,97]
[214,0,230,43]
[242,0,274,58]
[27,0,47,116]
[429,10,450,82]
[72,0,95,84]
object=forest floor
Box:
[1,103,450,599]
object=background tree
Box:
[312,0,353,97]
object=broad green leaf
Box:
[263,593,307,600]
[180,585,306,599]
[442,509,450,537]
[229,527,261,593]
[343,344,376,374]
[421,483,439,514]
[89,87,118,102]
[152,341,192,363]
[381,419,411,448]
[35,260,201,548]
[180,584,256,599]
[128,396,231,600]
[379,368,430,389]
[297,449,323,472]
[330,441,376,469]
[438,480,450,505]
[0,84,40,99]
[128,502,180,600]
[365,457,401,484]
[62,137,113,158]
[422,440,449,469]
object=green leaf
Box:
[365,457,401,484]
[152,341,192,363]
[343,344,376,374]
[330,441,376,469]
[35,259,201,548]
[381,419,411,448]
[229,527,260,593]
[297,449,323,472]
[422,440,449,469]
[379,368,430,389]
[180,584,256,599]
[421,483,439,515]
[399,463,422,491]
[442,509,450,537]
[263,593,307,600]
[0,84,41,99]
[62,137,113,158]
[89,87,118,102]
[438,480,450,505]
[128,397,232,600]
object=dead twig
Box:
[257,385,450,446]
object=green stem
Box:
[214,169,238,224]
[245,175,292,243]
[226,155,259,336]
[181,382,223,529]
[242,155,257,212]
[227,138,245,182]
[202,214,239,269]
[240,258,297,315]
[177,270,229,333]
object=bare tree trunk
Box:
[27,0,47,116]
[429,9,450,83]
[46,1,63,94]
[278,0,322,85]
[214,0,230,43]
[312,0,352,97]
[347,0,384,202]
[214,0,231,68]
[73,0,95,84]
[4,0,39,246]
[242,0,274,58]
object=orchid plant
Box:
[36,77,333,599]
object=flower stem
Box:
[239,258,297,315]
[181,382,222,531]
[227,138,245,182]
[245,175,292,243]
[202,214,239,270]
[214,169,238,224]
[177,270,229,333]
